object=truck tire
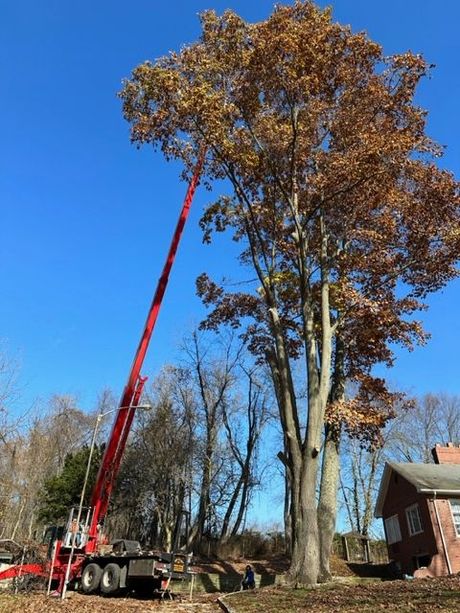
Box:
[100,563,121,595]
[81,563,102,594]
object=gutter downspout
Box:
[431,492,453,575]
[419,489,460,496]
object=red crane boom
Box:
[87,152,205,548]
[0,153,205,596]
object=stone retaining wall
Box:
[177,572,284,593]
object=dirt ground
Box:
[2,556,459,612]
[193,553,357,578]
[0,591,222,613]
[2,576,460,612]
[193,554,289,575]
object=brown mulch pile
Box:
[330,555,356,577]
[0,541,46,568]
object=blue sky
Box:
[1,1,459,444]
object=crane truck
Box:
[0,153,204,597]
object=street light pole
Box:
[61,403,151,600]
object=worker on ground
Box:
[241,564,255,590]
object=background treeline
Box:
[0,332,273,555]
[1,336,459,556]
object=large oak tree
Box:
[120,1,460,584]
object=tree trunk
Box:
[162,520,172,552]
[316,327,344,581]
[11,501,25,541]
[288,451,321,585]
[317,425,340,582]
[221,476,243,540]
[361,450,378,537]
[283,465,292,554]
[27,508,35,539]
[191,467,211,546]
[150,512,159,547]
[231,466,250,537]
[339,472,356,533]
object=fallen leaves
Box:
[224,577,460,612]
[0,590,220,613]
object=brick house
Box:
[374,444,460,576]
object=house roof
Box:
[342,531,370,540]
[374,462,460,518]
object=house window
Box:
[384,514,402,544]
[450,499,460,536]
[406,503,423,536]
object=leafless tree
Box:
[0,391,105,541]
[183,330,243,546]
[108,366,195,550]
[0,347,26,539]
[339,437,385,537]
[390,393,460,463]
[220,365,271,540]
[339,392,460,538]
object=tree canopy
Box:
[39,445,103,524]
[120,0,460,584]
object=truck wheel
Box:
[100,563,121,595]
[81,563,102,594]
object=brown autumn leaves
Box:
[120,1,459,439]
[119,0,459,584]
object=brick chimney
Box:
[432,443,460,465]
